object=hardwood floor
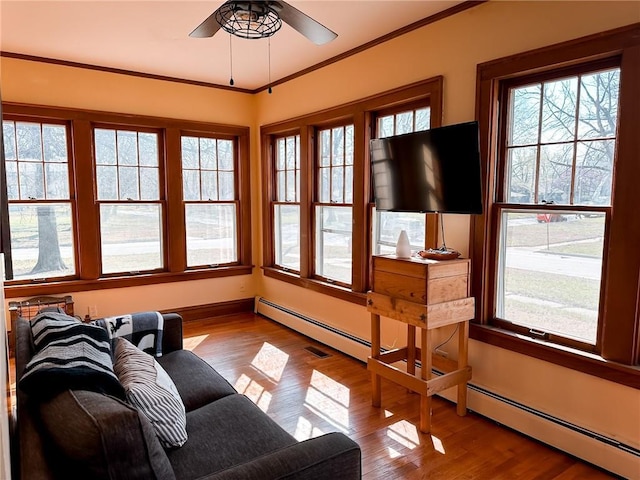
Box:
[183,313,616,480]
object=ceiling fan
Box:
[189,1,338,45]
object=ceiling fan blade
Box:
[189,4,233,38]
[274,1,337,45]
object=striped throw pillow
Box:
[19,313,124,399]
[113,338,187,448]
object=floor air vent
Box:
[305,346,331,358]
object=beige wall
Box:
[253,0,640,467]
[1,0,639,474]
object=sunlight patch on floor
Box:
[183,334,209,351]
[293,415,326,441]
[234,373,272,412]
[387,420,420,451]
[304,369,350,432]
[251,342,289,382]
[384,409,394,418]
[431,435,446,454]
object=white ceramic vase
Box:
[395,230,411,258]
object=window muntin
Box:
[2,120,76,280]
[315,125,353,285]
[372,107,430,255]
[273,135,300,271]
[94,127,163,274]
[495,66,619,349]
[181,135,238,267]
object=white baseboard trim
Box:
[255,296,639,479]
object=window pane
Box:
[574,140,614,205]
[100,203,163,274]
[396,111,414,135]
[331,166,344,203]
[19,161,44,199]
[539,143,573,204]
[201,138,217,170]
[185,203,237,266]
[45,163,69,199]
[5,161,18,200]
[331,127,344,166]
[118,166,139,200]
[373,210,425,255]
[319,167,330,203]
[578,68,619,140]
[315,205,352,284]
[181,136,199,169]
[117,131,138,166]
[276,171,286,202]
[378,115,394,139]
[415,108,431,131]
[95,129,116,165]
[16,122,42,162]
[320,130,330,166]
[286,170,296,203]
[506,146,536,203]
[201,170,218,200]
[183,169,201,201]
[97,165,118,200]
[218,140,234,170]
[42,125,67,163]
[140,167,159,201]
[540,78,577,143]
[3,122,16,160]
[509,85,541,146]
[9,203,75,280]
[218,172,234,200]
[345,125,354,165]
[286,136,295,169]
[138,133,158,167]
[496,210,604,344]
[344,165,353,204]
[274,204,300,271]
[277,138,286,170]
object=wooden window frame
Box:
[180,131,241,269]
[471,24,640,389]
[261,77,443,305]
[1,103,252,298]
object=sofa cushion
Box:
[157,349,236,412]
[38,389,176,480]
[166,394,297,480]
[113,338,188,448]
[19,313,124,399]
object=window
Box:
[372,106,431,255]
[94,127,163,275]
[315,124,354,285]
[2,120,75,281]
[1,103,252,296]
[473,26,640,384]
[261,77,443,302]
[273,134,300,271]
[495,66,618,349]
[181,134,237,267]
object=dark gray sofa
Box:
[15,313,362,480]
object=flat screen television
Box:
[370,121,483,214]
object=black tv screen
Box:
[370,121,483,214]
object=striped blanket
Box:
[19,312,124,399]
[94,311,164,357]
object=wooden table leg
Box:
[419,327,432,433]
[371,313,381,408]
[407,324,416,378]
[457,320,469,417]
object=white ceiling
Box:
[0,0,467,91]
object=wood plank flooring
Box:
[183,313,616,480]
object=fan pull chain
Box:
[268,37,273,94]
[229,34,234,86]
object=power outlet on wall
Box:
[88,305,98,318]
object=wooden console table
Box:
[367,255,474,433]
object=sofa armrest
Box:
[161,313,183,353]
[200,432,361,480]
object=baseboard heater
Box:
[255,296,639,479]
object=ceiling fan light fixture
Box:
[215,1,283,40]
